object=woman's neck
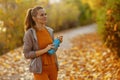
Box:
[35,23,46,30]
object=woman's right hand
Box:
[35,44,54,56]
[45,44,54,51]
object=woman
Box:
[23,6,63,80]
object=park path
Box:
[55,23,97,50]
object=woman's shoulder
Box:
[46,26,54,32]
[24,28,34,36]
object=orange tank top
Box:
[36,27,56,65]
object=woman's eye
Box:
[41,14,44,16]
[40,13,47,16]
[44,13,47,15]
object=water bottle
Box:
[48,38,61,55]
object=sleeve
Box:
[23,30,37,59]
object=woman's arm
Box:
[57,36,63,42]
[35,44,54,57]
[23,31,37,59]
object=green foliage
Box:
[63,0,94,26]
[79,3,93,26]
[96,7,106,35]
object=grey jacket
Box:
[23,27,58,73]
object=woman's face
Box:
[34,9,47,24]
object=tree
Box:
[96,0,120,57]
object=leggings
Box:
[34,64,58,80]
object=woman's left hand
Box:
[57,36,63,42]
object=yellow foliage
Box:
[47,1,79,30]
[106,9,112,15]
[114,23,117,31]
[15,0,22,3]
[81,0,103,10]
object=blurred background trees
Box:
[47,0,80,31]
